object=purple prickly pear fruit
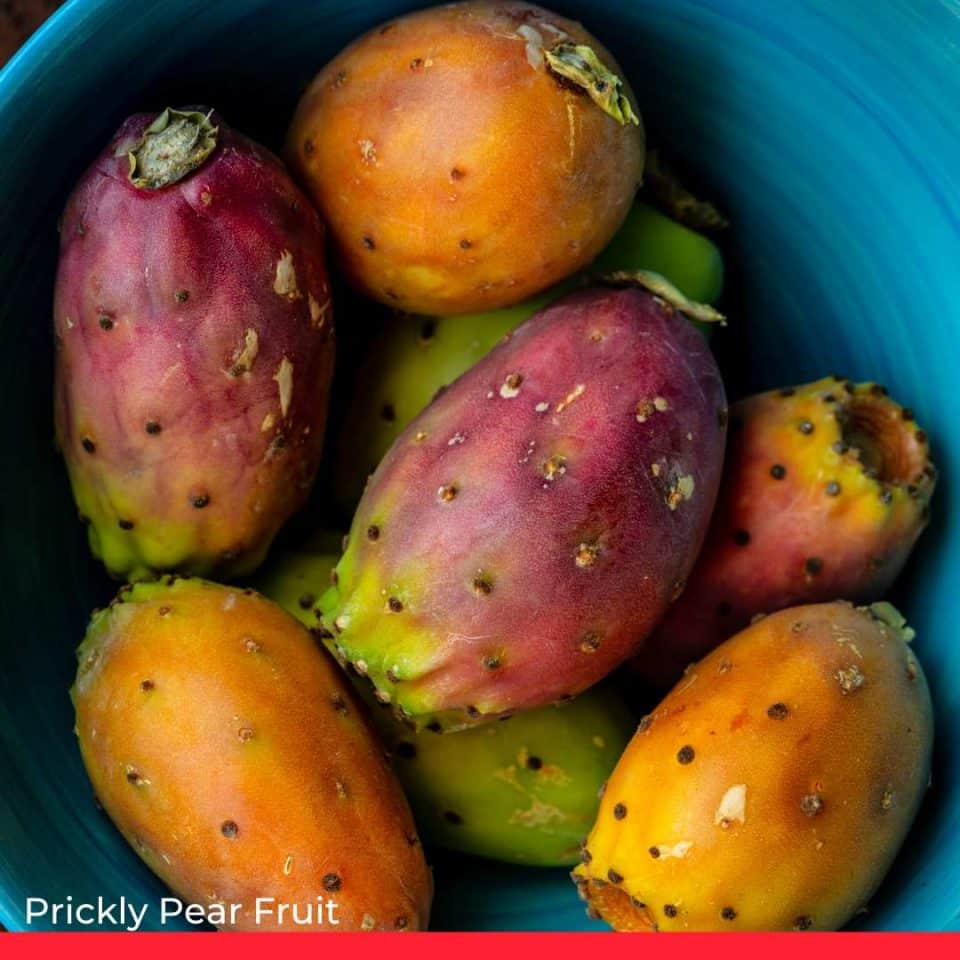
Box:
[633,376,936,688]
[318,286,727,729]
[54,107,334,581]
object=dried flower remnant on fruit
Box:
[543,43,639,125]
[128,109,219,189]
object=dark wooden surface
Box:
[1,0,63,67]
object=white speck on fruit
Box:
[715,784,747,828]
[517,24,544,69]
[500,373,523,399]
[273,250,302,300]
[261,412,275,433]
[652,841,693,860]
[836,664,865,694]
[556,384,585,413]
[274,357,294,418]
[232,328,259,374]
[359,138,378,165]
[308,292,330,328]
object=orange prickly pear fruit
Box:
[72,578,431,931]
[576,601,933,931]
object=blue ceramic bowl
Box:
[1,0,959,932]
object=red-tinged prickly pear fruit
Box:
[575,601,933,931]
[54,107,334,581]
[72,578,431,931]
[331,200,726,515]
[317,286,727,730]
[634,376,936,688]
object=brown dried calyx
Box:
[644,149,729,233]
[837,390,931,493]
[128,107,219,190]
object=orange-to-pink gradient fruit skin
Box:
[286,1,644,315]
[54,109,334,581]
[72,578,432,931]
[319,286,726,730]
[575,601,933,932]
[634,377,935,688]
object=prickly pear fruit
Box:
[72,578,431,931]
[591,202,723,304]
[287,1,644,315]
[332,201,724,513]
[575,601,933,931]
[634,377,936,688]
[331,283,572,513]
[252,532,343,621]
[384,686,634,866]
[318,286,727,729]
[255,544,634,866]
[54,107,334,581]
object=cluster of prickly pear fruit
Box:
[635,376,936,688]
[331,200,724,513]
[256,543,635,866]
[54,107,334,581]
[575,601,933,931]
[49,0,943,936]
[318,285,726,729]
[72,578,432,930]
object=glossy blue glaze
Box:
[1,0,959,932]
